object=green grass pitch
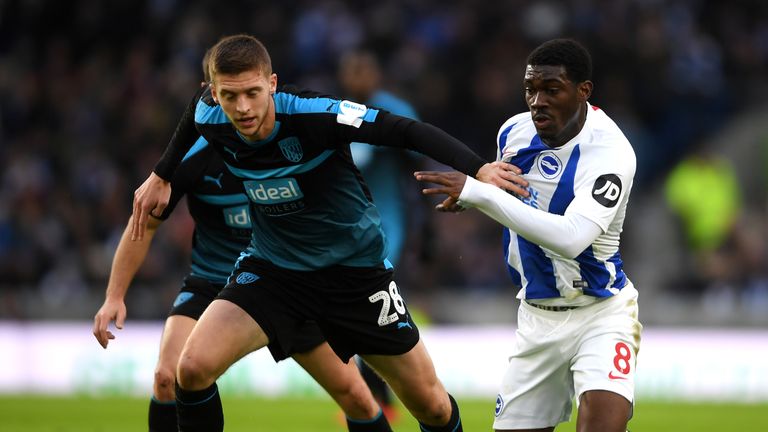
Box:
[0,395,765,431]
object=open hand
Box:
[476,161,529,197]
[92,299,127,349]
[414,171,468,212]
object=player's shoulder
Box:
[497,111,535,150]
[586,106,634,154]
[274,85,341,116]
[498,111,533,134]
[581,105,636,173]
[175,137,216,175]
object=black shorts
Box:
[168,276,221,320]
[170,275,327,358]
[217,258,420,363]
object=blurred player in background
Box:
[93,53,393,432]
[129,34,524,432]
[337,49,423,421]
[416,38,642,432]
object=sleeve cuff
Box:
[457,175,482,207]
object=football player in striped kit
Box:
[416,39,641,432]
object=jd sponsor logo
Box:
[592,174,622,208]
[223,205,252,228]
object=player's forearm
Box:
[370,113,486,176]
[105,220,158,301]
[458,177,601,258]
[153,90,203,180]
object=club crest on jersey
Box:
[536,151,562,179]
[236,272,259,284]
[278,137,303,162]
[495,394,504,417]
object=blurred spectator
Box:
[337,49,421,269]
[664,145,766,315]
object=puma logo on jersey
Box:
[592,174,622,207]
[203,173,224,189]
[223,146,238,161]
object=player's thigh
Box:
[572,287,640,406]
[361,339,444,406]
[180,298,269,378]
[494,303,576,430]
[577,390,631,432]
[292,341,367,396]
[156,315,197,373]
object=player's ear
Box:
[209,82,219,103]
[269,73,277,94]
[578,80,593,101]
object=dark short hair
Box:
[526,39,592,83]
[201,47,212,83]
[208,34,272,81]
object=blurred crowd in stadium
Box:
[1,0,767,323]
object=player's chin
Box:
[534,126,558,139]
[236,124,259,137]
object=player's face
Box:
[211,68,277,141]
[524,65,592,148]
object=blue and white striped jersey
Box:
[497,103,636,304]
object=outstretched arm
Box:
[93,215,161,348]
[414,163,530,211]
[415,172,602,258]
[344,110,528,193]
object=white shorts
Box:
[493,283,642,430]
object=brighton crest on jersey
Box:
[497,103,636,305]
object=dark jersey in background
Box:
[158,137,251,285]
